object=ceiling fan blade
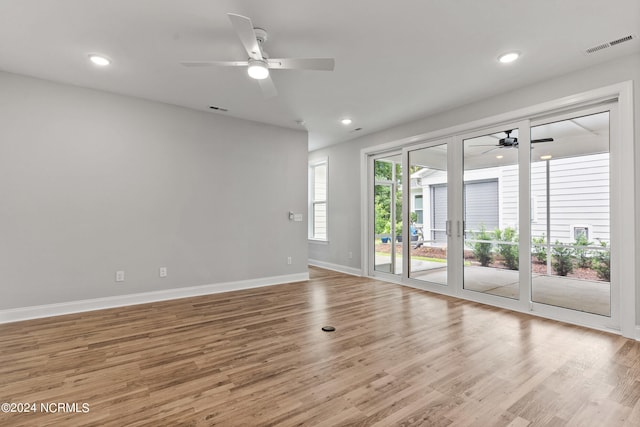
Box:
[531,138,554,143]
[481,147,501,155]
[227,13,263,60]
[258,75,278,98]
[267,58,335,71]
[181,60,248,67]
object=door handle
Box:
[457,220,461,237]
[445,220,451,237]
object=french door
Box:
[369,104,620,331]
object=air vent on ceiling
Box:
[209,105,228,112]
[585,34,636,54]
[585,43,610,54]
[610,34,634,46]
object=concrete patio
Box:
[375,257,610,316]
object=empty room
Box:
[1,1,640,426]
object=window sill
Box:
[308,238,329,245]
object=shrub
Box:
[592,241,610,281]
[574,234,593,269]
[532,234,547,264]
[495,227,519,270]
[472,225,493,267]
[552,241,574,276]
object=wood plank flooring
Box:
[1,266,640,426]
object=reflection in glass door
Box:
[373,155,402,275]
[462,128,520,299]
[408,143,448,285]
[530,111,611,316]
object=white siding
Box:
[412,153,610,244]
[500,165,519,229]
[531,153,609,243]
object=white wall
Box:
[0,71,308,310]
[308,52,639,317]
[308,140,362,271]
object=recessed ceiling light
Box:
[88,54,111,66]
[540,155,553,160]
[341,118,352,125]
[496,155,504,159]
[498,52,520,63]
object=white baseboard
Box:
[308,259,362,277]
[0,272,309,324]
[636,326,640,341]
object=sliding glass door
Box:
[530,109,613,317]
[462,127,521,300]
[367,99,624,332]
[407,141,449,286]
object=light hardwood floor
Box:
[1,267,640,426]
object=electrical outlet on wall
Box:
[287,256,292,265]
[115,270,125,283]
[159,267,167,278]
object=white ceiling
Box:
[0,1,638,151]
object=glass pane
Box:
[395,162,403,277]
[374,184,393,273]
[373,155,402,276]
[313,164,327,202]
[531,111,610,316]
[313,203,326,239]
[408,143,447,285]
[463,129,519,299]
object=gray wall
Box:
[0,71,308,310]
[308,52,639,316]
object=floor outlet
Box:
[115,270,125,282]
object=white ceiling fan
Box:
[181,13,335,98]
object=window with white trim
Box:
[309,159,328,240]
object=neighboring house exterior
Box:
[410,152,610,245]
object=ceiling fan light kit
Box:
[247,59,269,79]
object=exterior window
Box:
[414,195,423,224]
[571,225,590,241]
[309,160,328,240]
